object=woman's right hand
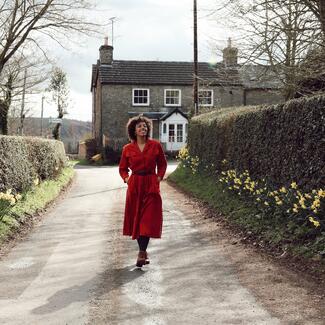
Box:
[124,177,129,184]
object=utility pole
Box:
[193,0,199,116]
[40,95,45,137]
[109,17,117,47]
[19,68,27,135]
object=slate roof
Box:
[128,111,166,120]
[91,60,282,90]
[91,60,242,90]
[128,108,188,121]
[160,107,188,121]
[239,65,282,89]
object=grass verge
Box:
[168,165,325,261]
[0,164,75,245]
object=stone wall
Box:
[93,77,102,147]
[100,83,245,148]
[245,89,283,106]
[93,80,284,151]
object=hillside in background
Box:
[9,117,92,153]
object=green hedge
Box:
[188,94,325,191]
[0,136,67,193]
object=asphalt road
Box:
[0,162,281,325]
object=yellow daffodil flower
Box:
[291,182,298,189]
[308,216,320,227]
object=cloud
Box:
[27,0,232,121]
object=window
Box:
[163,123,167,134]
[164,89,181,106]
[198,90,213,106]
[168,124,175,142]
[133,88,150,106]
[177,124,183,142]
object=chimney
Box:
[222,37,238,66]
[99,37,113,65]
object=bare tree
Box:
[0,0,100,75]
[299,0,325,38]
[211,0,322,99]
[0,51,51,134]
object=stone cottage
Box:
[91,38,283,153]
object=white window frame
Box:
[176,124,183,142]
[164,89,181,107]
[132,88,150,106]
[198,89,213,107]
[168,124,175,142]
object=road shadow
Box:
[69,186,126,199]
[32,264,144,315]
[73,164,118,170]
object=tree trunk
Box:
[0,100,9,135]
[0,62,5,77]
[0,104,9,135]
[0,73,13,135]
[52,123,61,140]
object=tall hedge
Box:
[188,94,325,190]
[0,136,67,192]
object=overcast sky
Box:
[31,0,235,122]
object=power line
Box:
[193,0,199,116]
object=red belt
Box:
[132,170,155,176]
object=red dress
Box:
[119,139,167,239]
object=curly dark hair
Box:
[126,115,152,141]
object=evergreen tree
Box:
[48,67,69,140]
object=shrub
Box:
[189,94,325,191]
[0,136,67,192]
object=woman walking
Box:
[119,115,167,267]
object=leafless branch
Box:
[0,0,103,74]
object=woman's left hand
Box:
[157,176,162,182]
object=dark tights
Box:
[137,236,150,251]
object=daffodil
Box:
[317,189,325,198]
[291,182,298,189]
[308,216,320,227]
